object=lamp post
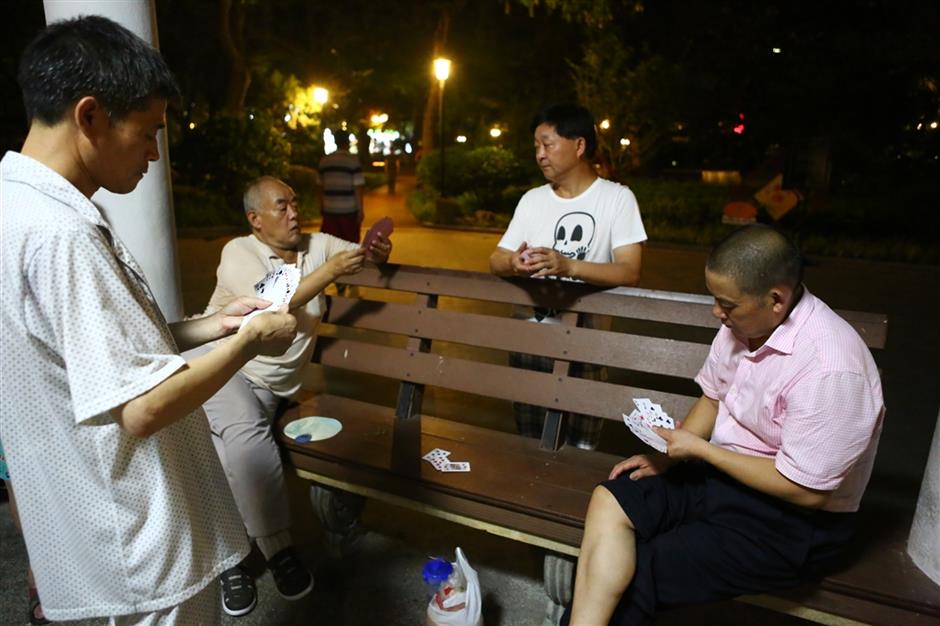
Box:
[433,57,451,195]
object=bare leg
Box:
[569,486,637,626]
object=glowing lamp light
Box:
[284,113,292,123]
[433,57,451,82]
[599,118,611,130]
[370,112,389,126]
[313,87,329,105]
[931,121,939,129]
[733,124,745,135]
[772,47,782,54]
[188,122,196,130]
[489,127,502,138]
[456,135,468,143]
[619,137,631,147]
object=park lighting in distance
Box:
[456,135,467,143]
[434,57,451,82]
[313,86,329,105]
[489,127,502,138]
[599,118,611,130]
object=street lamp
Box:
[433,57,451,195]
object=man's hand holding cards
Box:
[360,216,393,262]
[623,398,676,453]
[240,264,300,330]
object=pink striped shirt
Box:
[695,288,884,512]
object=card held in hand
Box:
[240,264,300,330]
[622,397,676,453]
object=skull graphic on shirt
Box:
[553,212,596,260]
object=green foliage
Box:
[173,185,241,228]
[172,111,291,216]
[284,164,321,222]
[417,146,530,213]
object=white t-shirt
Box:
[0,152,248,620]
[497,177,647,322]
[205,233,360,396]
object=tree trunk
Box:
[420,7,456,155]
[219,0,250,113]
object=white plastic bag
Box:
[426,547,483,626]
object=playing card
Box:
[623,411,669,453]
[442,461,471,472]
[241,264,300,329]
[632,398,676,430]
[422,448,452,471]
[422,448,450,462]
[361,216,394,251]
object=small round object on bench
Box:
[284,417,342,442]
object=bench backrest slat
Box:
[317,338,700,420]
[326,296,711,378]
[339,266,887,349]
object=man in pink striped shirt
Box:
[565,225,885,626]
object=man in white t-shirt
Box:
[188,175,392,616]
[490,103,647,449]
[1,17,297,625]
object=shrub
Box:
[417,146,530,213]
[173,184,239,228]
[172,111,291,219]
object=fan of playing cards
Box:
[422,448,471,473]
[240,264,300,330]
[623,398,676,453]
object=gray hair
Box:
[242,175,284,214]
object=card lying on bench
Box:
[623,398,675,453]
[422,447,471,472]
[240,264,300,329]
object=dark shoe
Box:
[267,548,314,600]
[28,587,50,625]
[220,565,257,617]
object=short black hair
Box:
[17,15,179,125]
[334,130,350,148]
[706,225,803,295]
[530,103,597,160]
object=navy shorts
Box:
[563,463,856,626]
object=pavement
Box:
[2,174,938,625]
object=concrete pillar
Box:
[908,411,940,586]
[43,0,183,321]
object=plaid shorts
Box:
[509,351,607,450]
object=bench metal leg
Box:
[310,484,366,558]
[542,553,575,626]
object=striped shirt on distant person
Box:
[318,149,364,215]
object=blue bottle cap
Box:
[422,557,453,584]
[295,434,312,443]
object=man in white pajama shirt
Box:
[0,16,297,625]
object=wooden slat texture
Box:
[326,296,711,376]
[316,338,699,420]
[276,264,908,626]
[278,394,618,530]
[336,265,888,347]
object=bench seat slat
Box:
[316,338,700,420]
[326,296,711,377]
[279,394,622,528]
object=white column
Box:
[43,0,183,321]
[908,411,940,586]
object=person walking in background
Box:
[318,129,365,244]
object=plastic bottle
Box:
[422,556,467,612]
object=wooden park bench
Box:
[274,263,940,626]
